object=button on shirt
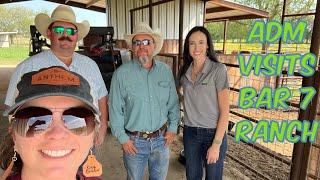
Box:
[109,59,180,144]
[181,59,229,129]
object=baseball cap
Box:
[3,66,100,119]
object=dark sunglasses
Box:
[52,26,78,36]
[11,106,97,137]
[132,39,153,46]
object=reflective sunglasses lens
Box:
[142,40,150,46]
[11,107,96,137]
[133,40,152,46]
[66,28,77,36]
[132,40,140,46]
[12,107,52,137]
[63,107,96,135]
[52,26,65,34]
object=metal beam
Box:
[130,0,174,12]
[205,14,263,22]
[149,0,152,28]
[223,20,227,54]
[178,0,184,71]
[203,0,207,24]
[0,0,105,12]
[290,0,320,179]
[86,0,102,8]
[0,0,26,4]
[284,12,316,17]
[206,6,233,14]
[207,0,268,18]
[48,0,105,12]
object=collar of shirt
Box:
[185,57,212,83]
[48,49,77,70]
[133,58,158,73]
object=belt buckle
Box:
[143,131,151,139]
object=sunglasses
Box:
[52,26,78,36]
[132,39,153,46]
[11,106,97,137]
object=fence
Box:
[214,41,311,54]
[218,54,304,179]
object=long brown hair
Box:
[179,26,219,81]
[0,128,23,175]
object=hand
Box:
[95,126,107,145]
[164,131,175,147]
[206,144,220,164]
[122,140,138,155]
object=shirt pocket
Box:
[157,80,171,104]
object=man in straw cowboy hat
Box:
[5,5,108,145]
[109,22,180,180]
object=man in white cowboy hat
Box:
[5,5,108,145]
[109,22,180,180]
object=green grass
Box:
[0,45,29,65]
[0,42,312,66]
[214,42,310,54]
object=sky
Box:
[2,0,107,27]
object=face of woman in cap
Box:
[188,31,208,62]
[13,96,94,179]
[47,21,78,57]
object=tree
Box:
[233,0,315,41]
[206,0,316,52]
[0,6,36,35]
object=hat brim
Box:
[3,93,100,121]
[124,32,163,56]
[35,13,90,41]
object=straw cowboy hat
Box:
[35,5,90,41]
[124,22,163,56]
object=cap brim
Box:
[3,93,100,120]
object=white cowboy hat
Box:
[124,22,163,56]
[34,5,90,41]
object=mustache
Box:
[58,36,73,42]
[137,49,148,52]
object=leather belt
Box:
[125,124,167,139]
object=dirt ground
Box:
[97,130,250,180]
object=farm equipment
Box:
[28,25,122,91]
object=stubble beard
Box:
[138,56,151,65]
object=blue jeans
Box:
[123,134,170,180]
[183,125,228,180]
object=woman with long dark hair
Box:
[180,26,229,180]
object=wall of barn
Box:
[108,0,204,54]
